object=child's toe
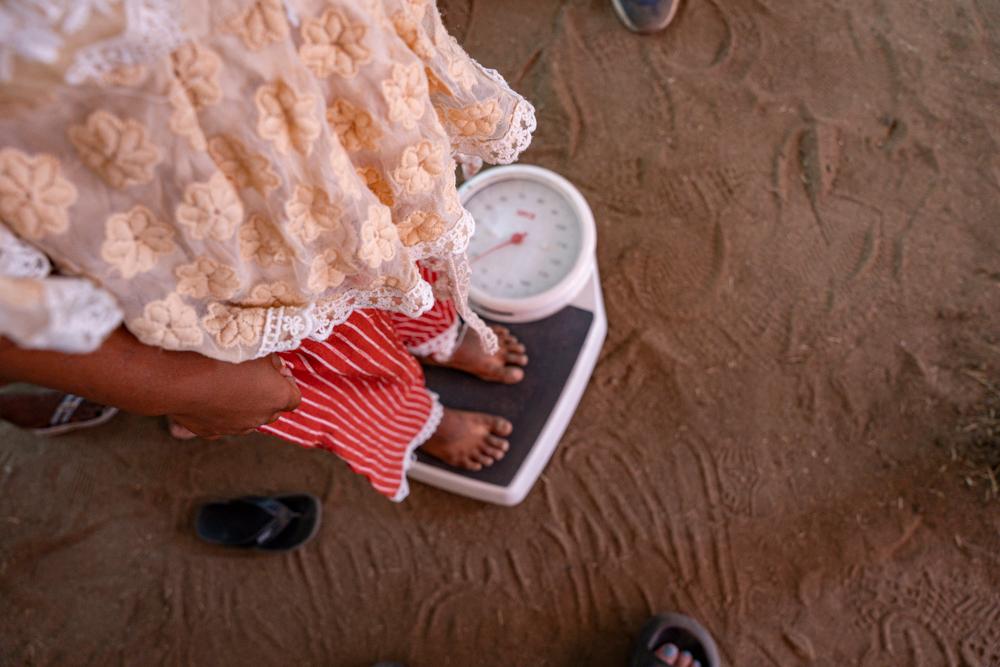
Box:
[490,417,513,436]
[486,434,509,452]
[485,437,508,460]
[501,366,525,383]
[473,451,496,466]
[655,643,679,665]
[506,352,528,366]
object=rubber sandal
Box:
[629,613,721,667]
[30,394,119,437]
[195,494,321,552]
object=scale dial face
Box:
[464,178,583,300]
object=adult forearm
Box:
[0,327,206,416]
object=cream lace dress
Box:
[0,0,535,360]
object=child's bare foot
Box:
[420,407,512,470]
[421,325,528,384]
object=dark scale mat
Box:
[419,305,595,488]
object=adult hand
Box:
[167,354,301,438]
[0,328,302,439]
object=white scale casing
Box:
[408,165,607,506]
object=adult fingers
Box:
[283,377,302,412]
[266,354,301,411]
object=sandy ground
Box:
[3,1,1000,665]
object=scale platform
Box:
[408,270,606,506]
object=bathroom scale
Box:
[408,165,607,506]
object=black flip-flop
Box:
[629,613,721,667]
[195,494,321,552]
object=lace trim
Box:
[309,279,434,341]
[450,63,537,166]
[407,319,462,362]
[392,390,444,502]
[438,62,534,353]
[0,226,120,353]
[410,214,498,355]
[258,278,435,356]
[42,277,124,353]
[0,226,51,278]
[0,0,188,84]
[66,0,188,85]
[408,206,474,261]
[455,153,484,180]
[255,249,496,360]
[256,208,479,358]
[0,1,111,80]
[444,251,497,355]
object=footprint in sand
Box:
[647,0,731,71]
[714,445,779,519]
[855,568,1000,667]
[622,229,723,316]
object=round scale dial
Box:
[465,179,581,299]
[459,165,596,323]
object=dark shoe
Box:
[628,613,721,667]
[195,494,321,552]
[611,0,681,34]
[25,393,118,436]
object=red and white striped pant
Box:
[260,277,459,501]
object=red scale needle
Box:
[471,231,527,263]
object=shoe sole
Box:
[610,0,682,34]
